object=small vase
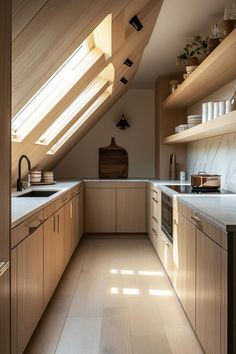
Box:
[186,57,198,66]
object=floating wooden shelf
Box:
[162,29,236,110]
[163,110,236,144]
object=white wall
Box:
[55,89,155,179]
[187,79,236,192]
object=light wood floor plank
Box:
[26,238,203,354]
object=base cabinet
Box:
[174,202,228,354]
[44,208,65,306]
[85,183,147,233]
[12,226,43,354]
[195,228,222,354]
[85,188,116,233]
[117,188,146,232]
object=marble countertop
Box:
[12,181,82,228]
[11,179,236,233]
[177,195,236,232]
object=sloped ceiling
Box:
[12,0,163,185]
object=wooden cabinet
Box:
[12,225,44,354]
[64,199,74,265]
[175,201,228,353]
[43,208,65,306]
[116,188,146,233]
[78,189,84,240]
[185,219,196,329]
[195,228,223,354]
[85,183,146,233]
[85,188,116,233]
[173,212,187,309]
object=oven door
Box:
[161,192,173,243]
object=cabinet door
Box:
[43,215,56,306]
[64,200,74,265]
[196,228,221,354]
[85,188,116,233]
[173,213,187,310]
[186,220,196,329]
[78,189,84,240]
[17,226,43,353]
[117,188,147,233]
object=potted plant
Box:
[177,36,208,76]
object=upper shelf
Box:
[163,110,236,144]
[162,29,236,110]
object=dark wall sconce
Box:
[124,58,134,67]
[120,77,128,84]
[116,114,130,130]
[129,15,143,31]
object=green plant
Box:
[176,35,209,65]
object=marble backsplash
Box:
[187,132,236,193]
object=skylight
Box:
[47,90,110,155]
[12,40,103,142]
[36,77,108,145]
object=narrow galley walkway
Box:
[25,238,203,354]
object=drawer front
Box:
[11,210,44,248]
[85,181,147,189]
[177,202,227,250]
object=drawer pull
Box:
[152,216,158,223]
[152,227,158,236]
[191,215,202,224]
[152,197,158,203]
[28,218,44,234]
[152,189,157,194]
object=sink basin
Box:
[17,190,58,198]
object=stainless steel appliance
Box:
[161,192,173,243]
[191,172,221,189]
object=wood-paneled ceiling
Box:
[12,0,163,184]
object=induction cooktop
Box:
[166,185,232,194]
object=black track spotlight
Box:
[124,58,134,67]
[120,77,128,84]
[116,114,130,130]
[129,15,143,31]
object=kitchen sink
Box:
[17,190,58,198]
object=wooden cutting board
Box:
[99,137,128,178]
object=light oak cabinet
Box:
[85,183,147,233]
[11,184,84,354]
[175,201,227,354]
[85,188,116,233]
[78,189,84,240]
[44,208,65,306]
[12,225,44,354]
[195,228,224,354]
[117,188,146,233]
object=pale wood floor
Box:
[25,238,204,354]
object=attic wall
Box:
[55,89,155,179]
[11,0,163,186]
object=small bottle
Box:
[230,86,236,111]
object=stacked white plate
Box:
[30,170,42,183]
[187,114,202,128]
[42,171,54,184]
[175,124,188,133]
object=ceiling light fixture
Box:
[120,77,128,84]
[129,15,143,31]
[116,114,130,130]
[124,58,134,67]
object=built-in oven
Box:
[161,191,173,243]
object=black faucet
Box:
[17,155,31,191]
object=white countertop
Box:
[11,181,82,228]
[11,179,236,233]
[177,195,236,232]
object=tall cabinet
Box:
[0,1,11,353]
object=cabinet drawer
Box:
[177,202,227,250]
[44,192,71,219]
[11,210,44,248]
